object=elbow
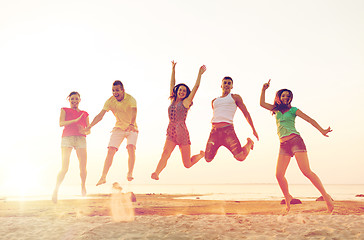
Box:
[260,100,267,107]
[259,98,264,106]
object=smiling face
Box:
[68,93,81,109]
[221,78,233,95]
[112,85,125,101]
[177,85,187,100]
[273,89,293,111]
[280,91,292,105]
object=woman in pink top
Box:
[151,61,206,180]
[52,91,90,203]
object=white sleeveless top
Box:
[211,93,237,124]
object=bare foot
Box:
[127,173,134,181]
[52,190,58,204]
[81,186,86,197]
[193,151,205,164]
[96,177,106,186]
[112,182,123,191]
[247,138,254,150]
[324,194,334,213]
[285,195,293,212]
[151,172,159,180]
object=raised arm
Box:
[260,79,275,111]
[296,109,332,137]
[59,109,84,127]
[233,94,259,140]
[170,61,177,97]
[183,65,206,108]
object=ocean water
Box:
[2,183,364,202]
[121,183,364,201]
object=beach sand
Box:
[1,194,363,239]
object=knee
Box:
[234,151,247,162]
[80,169,87,176]
[276,172,284,181]
[161,146,173,159]
[302,170,314,179]
[126,144,136,152]
[204,153,214,162]
[108,147,118,155]
[234,154,246,162]
[204,142,215,162]
[183,162,192,169]
[59,168,69,175]
[161,151,171,160]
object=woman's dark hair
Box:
[67,91,80,99]
[169,83,191,101]
[272,89,293,114]
[169,83,193,107]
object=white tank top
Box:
[211,93,237,124]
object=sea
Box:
[2,183,363,202]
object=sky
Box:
[1,0,364,196]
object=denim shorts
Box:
[279,135,307,157]
[61,136,86,149]
[205,125,243,161]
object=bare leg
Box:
[75,148,87,196]
[52,147,72,203]
[151,140,176,180]
[276,154,293,212]
[234,138,254,161]
[97,147,117,186]
[179,145,204,168]
[295,152,334,213]
[126,145,136,181]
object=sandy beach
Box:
[1,194,363,239]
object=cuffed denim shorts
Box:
[61,136,86,149]
[279,135,307,157]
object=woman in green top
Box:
[260,79,333,213]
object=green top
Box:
[275,107,300,139]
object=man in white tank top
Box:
[205,76,259,162]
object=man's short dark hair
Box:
[223,76,233,83]
[113,80,124,89]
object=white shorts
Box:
[108,128,138,150]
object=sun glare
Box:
[3,161,44,197]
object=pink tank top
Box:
[211,93,237,124]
